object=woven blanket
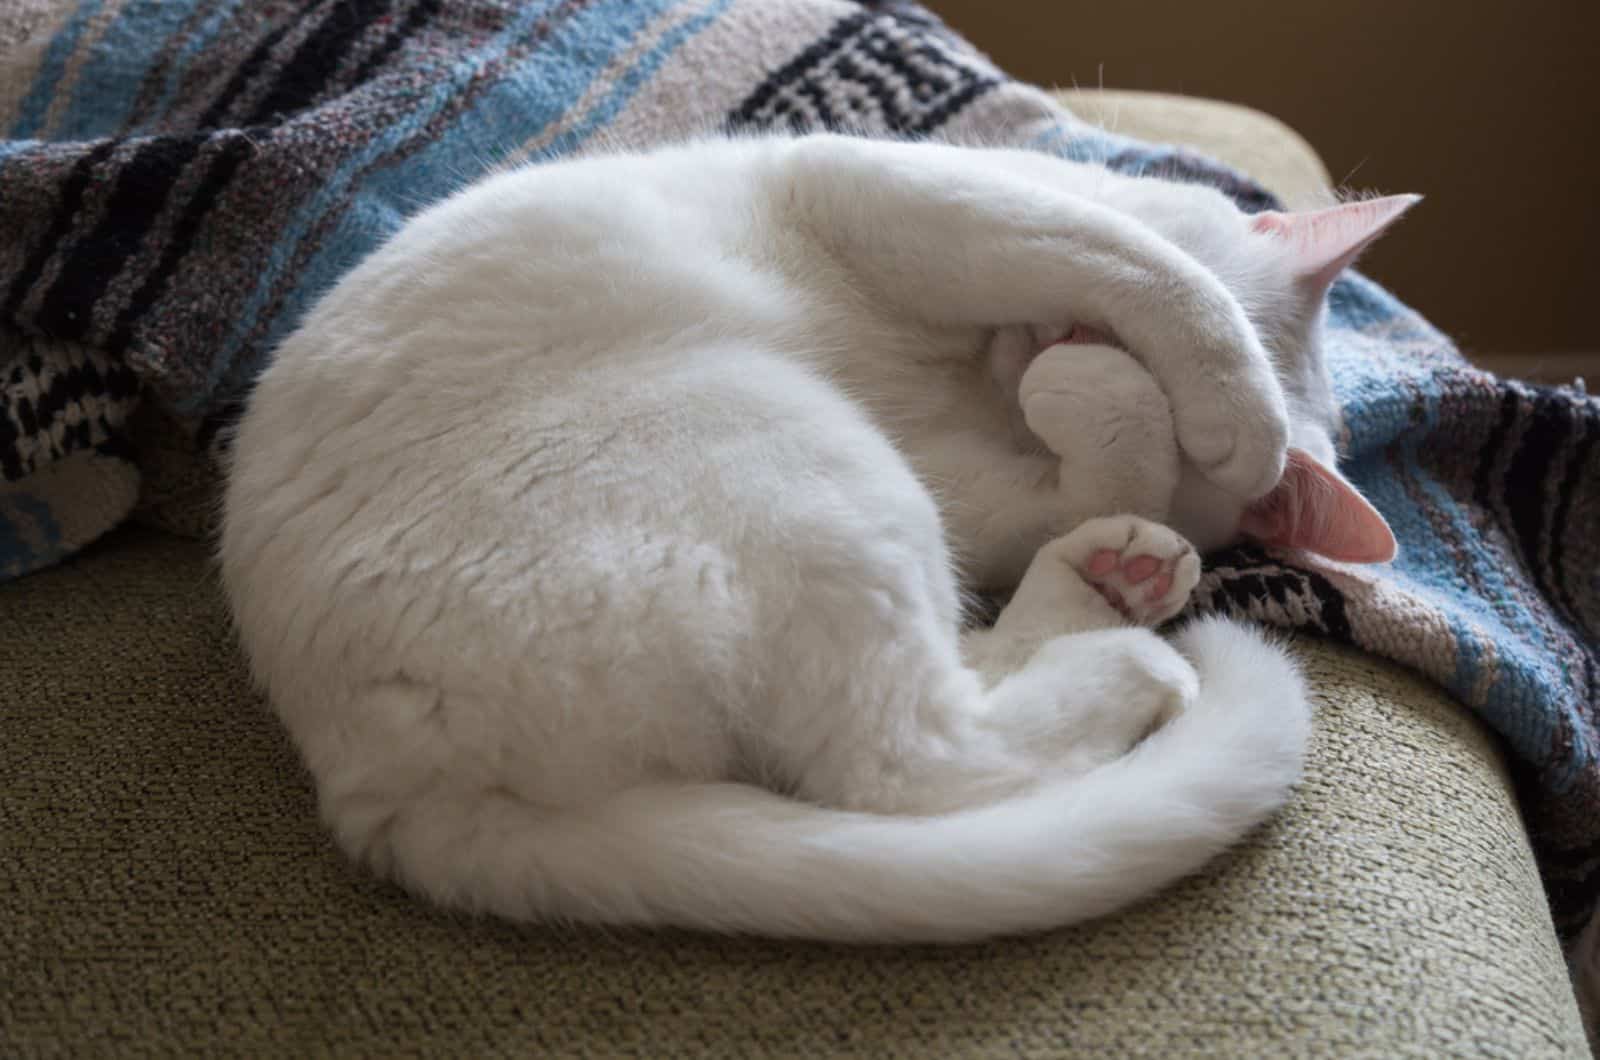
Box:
[0,0,1595,943]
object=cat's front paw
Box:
[1019,341,1146,456]
[1017,342,1177,495]
[1052,515,1200,626]
[1173,363,1289,502]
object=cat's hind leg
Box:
[953,514,1201,778]
[780,512,1201,817]
[962,513,1200,675]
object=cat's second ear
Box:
[1239,449,1396,564]
[1251,195,1421,295]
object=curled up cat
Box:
[220,132,1415,942]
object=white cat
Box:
[220,133,1412,942]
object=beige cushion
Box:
[1056,89,1335,210]
[3,526,1589,1056]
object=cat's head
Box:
[1110,180,1419,563]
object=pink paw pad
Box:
[1121,555,1160,582]
[1088,553,1184,619]
[1061,517,1202,627]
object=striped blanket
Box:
[0,0,1595,947]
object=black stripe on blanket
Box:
[1472,387,1519,515]
[1,139,119,322]
[26,0,412,353]
[1478,382,1600,641]
[1546,833,1600,939]
[104,132,260,357]
[245,0,399,125]
[196,4,307,130]
[1503,388,1564,586]
[729,12,873,129]
[728,11,997,135]
[0,338,138,481]
[848,19,999,134]
[1191,547,1355,642]
[348,0,443,87]
[1546,402,1596,627]
[34,133,211,343]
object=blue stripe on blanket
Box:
[8,0,273,156]
[1341,358,1574,778]
[540,0,734,160]
[0,491,61,576]
[131,0,248,135]
[9,0,105,139]
[204,0,693,407]
[0,140,41,165]
[49,0,203,139]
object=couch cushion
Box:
[2,527,1588,1056]
[1055,89,1334,210]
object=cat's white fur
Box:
[221,134,1368,942]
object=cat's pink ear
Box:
[1251,195,1421,294]
[1239,449,1396,563]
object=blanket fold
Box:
[1,0,1594,941]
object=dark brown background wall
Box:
[931,1,1599,368]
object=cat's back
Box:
[220,136,927,717]
[227,137,809,530]
[280,138,796,383]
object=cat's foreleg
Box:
[779,134,1287,501]
[943,338,1179,589]
[961,514,1200,684]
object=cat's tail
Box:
[357,617,1309,942]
